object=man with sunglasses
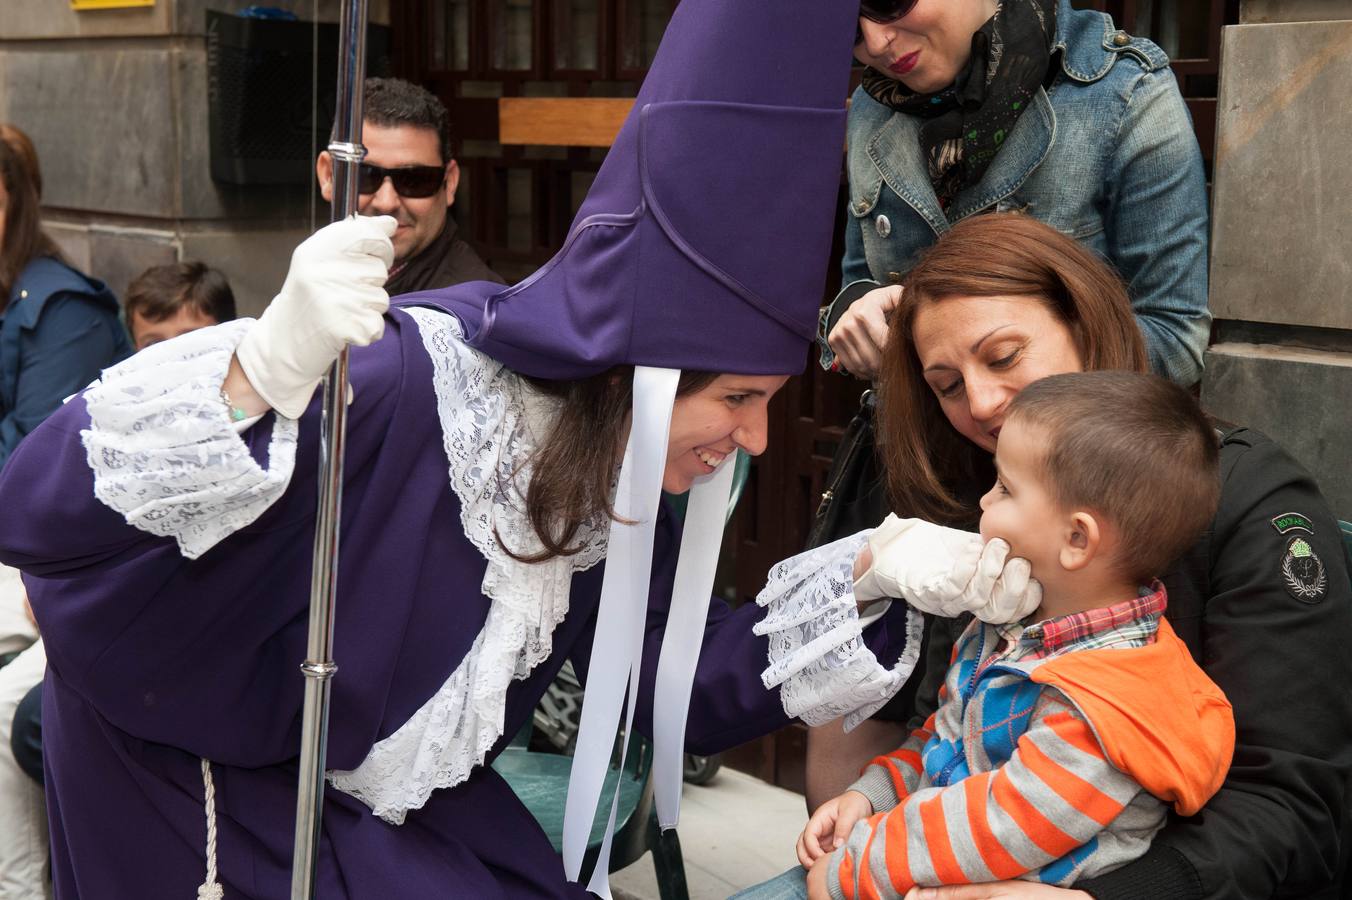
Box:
[316,77,504,295]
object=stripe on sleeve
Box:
[962,775,1027,880]
[990,767,1081,858]
[917,792,965,884]
[878,806,914,898]
[1019,735,1125,827]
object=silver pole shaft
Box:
[290,1,369,897]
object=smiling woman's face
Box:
[911,294,1083,453]
[853,0,998,94]
[661,374,788,494]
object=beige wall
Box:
[2,0,389,314]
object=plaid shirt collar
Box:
[995,581,1168,662]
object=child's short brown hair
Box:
[125,261,236,329]
[1006,371,1219,583]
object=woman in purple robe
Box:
[0,2,1042,897]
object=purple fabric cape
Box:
[0,309,914,898]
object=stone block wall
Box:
[0,0,387,317]
[1204,4,1352,513]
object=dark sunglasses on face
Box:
[356,163,446,198]
[859,0,918,25]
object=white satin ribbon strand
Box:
[562,366,679,898]
[651,458,736,829]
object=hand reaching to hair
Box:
[826,284,902,379]
[797,790,874,869]
[854,516,1042,623]
[235,215,396,419]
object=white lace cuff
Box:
[753,530,923,731]
[80,319,299,560]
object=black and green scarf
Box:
[862,0,1057,209]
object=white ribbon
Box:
[651,459,736,829]
[562,366,679,898]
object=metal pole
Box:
[291,1,369,897]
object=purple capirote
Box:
[402,0,858,380]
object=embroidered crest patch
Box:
[1281,536,1327,603]
[1271,512,1314,535]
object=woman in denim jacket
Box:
[820,0,1208,387]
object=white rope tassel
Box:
[197,758,224,900]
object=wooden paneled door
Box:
[391,0,676,284]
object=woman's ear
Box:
[1059,510,1102,572]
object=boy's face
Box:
[130,307,219,351]
[978,417,1066,580]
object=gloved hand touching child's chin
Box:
[853,515,1042,624]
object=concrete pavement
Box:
[612,769,809,900]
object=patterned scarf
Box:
[862,0,1056,208]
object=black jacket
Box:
[384,218,504,297]
[899,428,1352,899]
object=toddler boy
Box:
[805,371,1234,899]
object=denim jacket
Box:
[0,257,130,471]
[828,0,1210,386]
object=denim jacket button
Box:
[887,271,902,284]
[875,214,892,238]
[855,199,868,214]
[1112,31,1130,46]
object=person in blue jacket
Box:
[0,124,130,472]
[821,0,1210,387]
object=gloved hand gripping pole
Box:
[291,1,369,896]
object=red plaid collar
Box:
[1022,582,1168,655]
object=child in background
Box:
[124,260,236,351]
[743,371,1236,900]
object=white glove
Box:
[853,515,1041,624]
[236,215,396,419]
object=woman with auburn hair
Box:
[806,0,1211,816]
[876,213,1147,525]
[809,214,1352,900]
[0,125,130,470]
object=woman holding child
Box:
[809,0,1214,803]
[741,214,1352,899]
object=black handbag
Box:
[805,389,894,549]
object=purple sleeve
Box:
[0,328,411,767]
[572,507,914,755]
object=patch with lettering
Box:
[1270,512,1315,536]
[1281,536,1327,603]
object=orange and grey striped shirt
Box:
[828,597,1233,900]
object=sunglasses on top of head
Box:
[859,0,919,25]
[356,163,446,199]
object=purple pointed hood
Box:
[403,0,857,379]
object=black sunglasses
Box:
[859,0,918,25]
[356,163,446,199]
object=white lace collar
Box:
[328,306,608,823]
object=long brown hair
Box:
[1,125,63,305]
[877,213,1149,524]
[506,368,718,562]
